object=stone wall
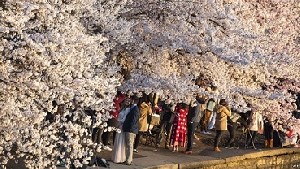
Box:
[147,148,300,169]
[178,149,300,169]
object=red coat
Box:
[110,94,126,119]
[170,106,188,147]
[287,129,294,138]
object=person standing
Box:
[225,110,240,148]
[263,114,274,148]
[103,91,126,151]
[283,126,298,147]
[214,99,231,152]
[156,98,175,149]
[246,109,264,149]
[202,98,216,134]
[111,97,131,163]
[185,96,205,154]
[122,96,140,165]
[133,96,152,152]
[170,103,189,152]
[207,86,219,130]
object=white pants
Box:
[124,132,136,164]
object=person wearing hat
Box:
[214,99,231,152]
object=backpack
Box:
[96,158,110,168]
[89,157,110,168]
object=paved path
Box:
[79,131,300,169]
[68,146,300,169]
[8,131,300,169]
[87,131,260,169]
[94,145,261,169]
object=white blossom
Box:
[0,0,133,168]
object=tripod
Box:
[244,128,257,149]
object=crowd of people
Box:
[91,91,300,165]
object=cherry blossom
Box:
[0,0,299,168]
[0,0,132,168]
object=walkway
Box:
[92,145,300,169]
[89,130,300,169]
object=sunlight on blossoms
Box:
[0,0,132,168]
[0,0,299,168]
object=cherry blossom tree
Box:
[0,0,300,168]
[0,0,133,168]
[117,0,299,128]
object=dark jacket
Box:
[161,103,173,122]
[122,105,140,134]
[187,101,204,123]
[187,106,196,123]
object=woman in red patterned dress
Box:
[170,103,189,152]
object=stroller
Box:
[144,113,161,146]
